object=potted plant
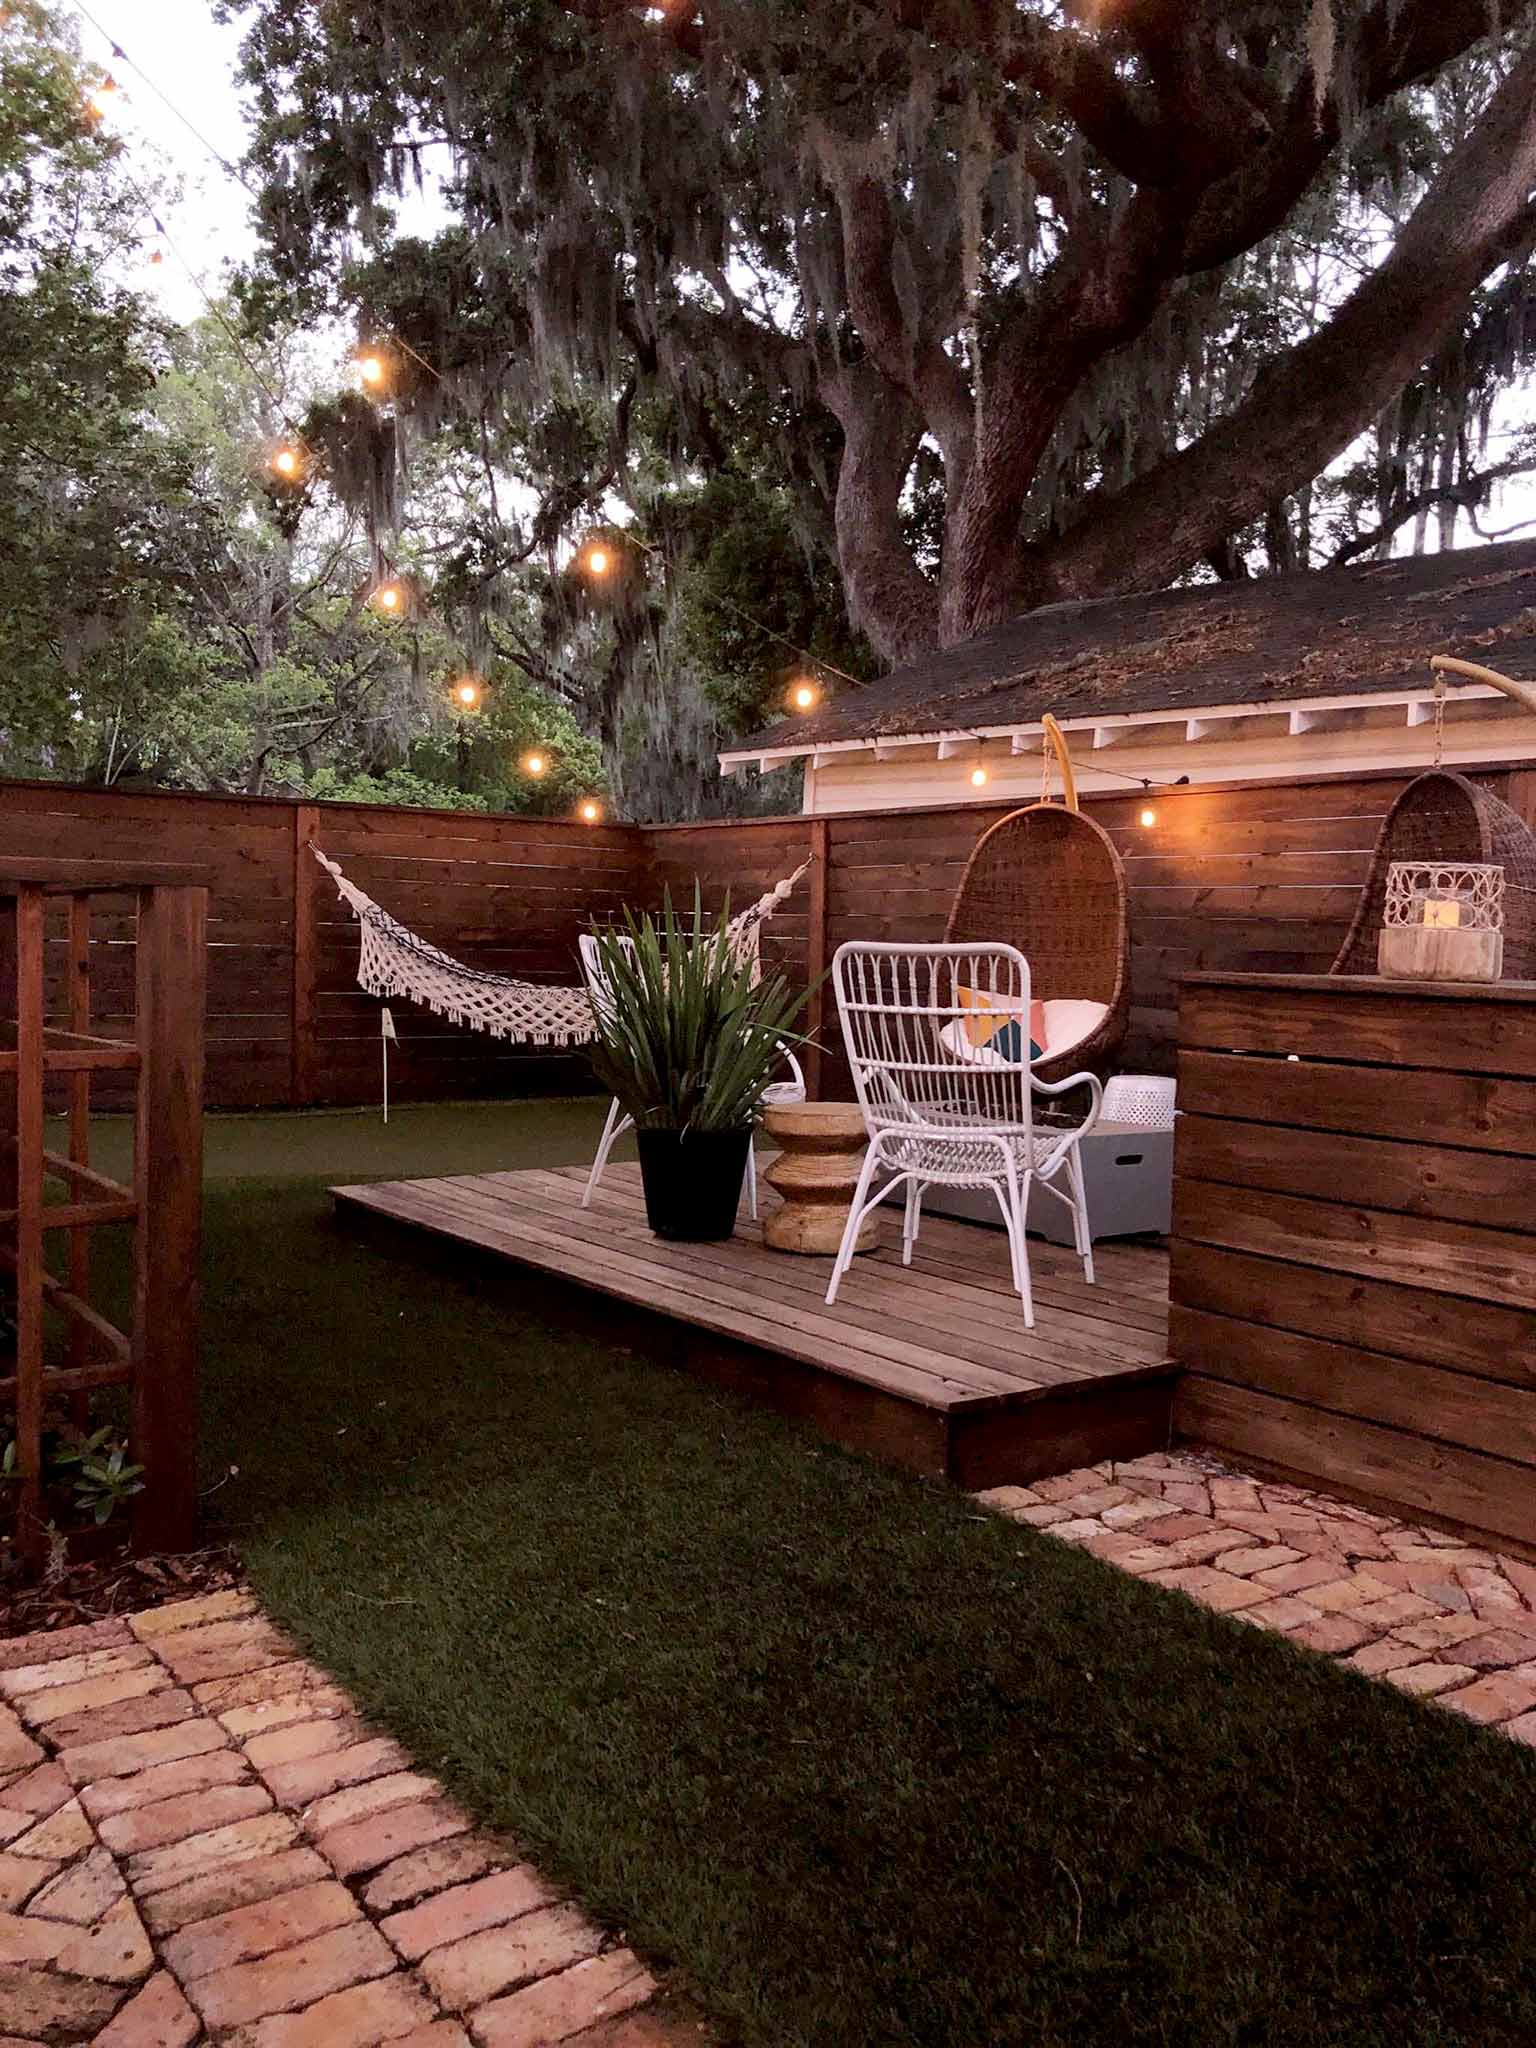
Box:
[584,891,813,1241]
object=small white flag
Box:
[380,1006,398,1042]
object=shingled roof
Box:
[730,538,1536,759]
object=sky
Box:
[67,1,1535,556]
[74,0,260,324]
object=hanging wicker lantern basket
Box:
[1378,860,1505,982]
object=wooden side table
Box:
[760,1102,880,1256]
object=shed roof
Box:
[729,539,1536,761]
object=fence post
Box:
[291,805,320,1107]
[803,817,830,1101]
[131,884,206,1554]
[13,888,45,1560]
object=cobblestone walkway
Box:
[979,1450,1536,1734]
[0,1592,704,2046]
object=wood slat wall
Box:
[3,763,1533,1110]
[1169,972,1536,1552]
[655,765,1534,1093]
[0,783,653,1109]
[0,785,295,1109]
[309,803,647,1107]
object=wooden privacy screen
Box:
[0,864,205,1557]
[0,765,1533,1108]
[673,768,1536,1094]
[0,783,647,1110]
[298,801,643,1107]
[1171,972,1536,1553]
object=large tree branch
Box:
[931,0,1535,640]
[938,184,1186,638]
[823,364,937,664]
[1181,0,1536,275]
[1040,48,1536,599]
[816,155,975,486]
[1330,454,1536,565]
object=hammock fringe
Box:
[311,842,812,1048]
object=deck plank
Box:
[523,1170,1168,1377]
[332,1163,1175,1480]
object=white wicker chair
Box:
[826,942,1102,1325]
[577,931,805,1214]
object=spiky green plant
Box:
[584,889,814,1134]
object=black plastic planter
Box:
[635,1127,752,1241]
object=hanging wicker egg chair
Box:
[945,802,1131,1082]
[1330,769,1536,979]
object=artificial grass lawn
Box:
[61,1092,621,1185]
[195,1175,1536,2048]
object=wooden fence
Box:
[2,764,1533,1109]
[1171,972,1536,1552]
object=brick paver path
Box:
[0,1592,705,2045]
[979,1449,1536,1735]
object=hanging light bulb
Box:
[271,446,302,480]
[85,75,120,117]
[1139,805,1158,829]
[356,351,388,390]
[970,764,989,788]
[453,678,483,711]
[579,798,603,824]
[584,544,611,578]
[789,678,820,713]
[523,751,548,778]
[372,580,404,615]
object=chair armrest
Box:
[1031,1069,1104,1139]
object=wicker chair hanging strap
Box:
[1040,713,1079,811]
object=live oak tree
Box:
[226,0,1536,667]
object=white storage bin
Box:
[925,1116,1174,1243]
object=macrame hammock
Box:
[309,843,812,1047]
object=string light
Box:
[583,544,612,578]
[523,752,548,778]
[579,799,603,824]
[970,764,989,788]
[356,352,388,390]
[271,446,303,480]
[85,74,119,117]
[1139,806,1158,828]
[452,678,483,710]
[789,679,820,713]
[372,581,404,615]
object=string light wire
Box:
[74,1,256,193]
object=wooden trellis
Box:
[0,864,206,1558]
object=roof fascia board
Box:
[716,680,1505,771]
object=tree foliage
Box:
[0,2,178,746]
[227,0,1536,667]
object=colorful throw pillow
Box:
[956,985,1046,1060]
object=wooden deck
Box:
[332,1164,1175,1487]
